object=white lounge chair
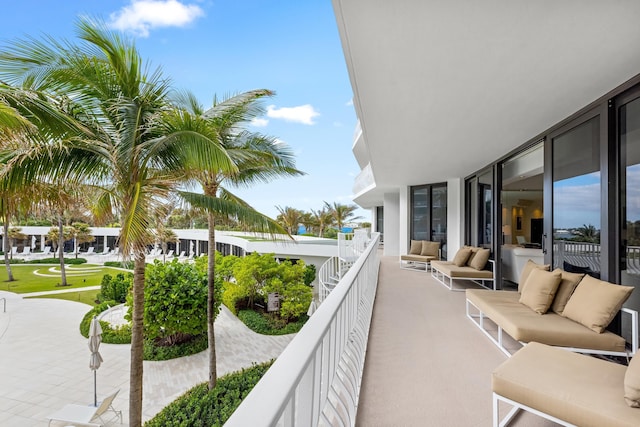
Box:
[18,246,31,257]
[46,389,122,426]
[99,247,111,256]
[85,247,95,255]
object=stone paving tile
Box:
[0,291,294,426]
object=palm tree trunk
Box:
[3,221,14,282]
[129,250,146,427]
[58,215,67,286]
[207,211,218,390]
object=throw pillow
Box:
[452,247,473,267]
[421,241,440,257]
[562,275,634,333]
[519,268,563,314]
[468,248,490,271]
[518,259,551,293]
[409,240,422,255]
[625,355,640,408]
[550,271,585,315]
[465,246,479,265]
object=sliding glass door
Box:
[550,115,601,276]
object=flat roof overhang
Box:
[333,0,640,208]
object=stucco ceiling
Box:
[332,0,640,207]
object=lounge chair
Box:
[18,246,31,257]
[99,247,111,256]
[85,247,95,255]
[46,389,122,426]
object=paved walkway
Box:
[0,290,294,426]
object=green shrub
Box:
[80,301,206,360]
[143,334,208,361]
[237,309,308,335]
[104,260,134,269]
[221,281,247,315]
[26,257,87,264]
[303,264,316,286]
[79,301,132,344]
[98,272,132,303]
[144,360,274,427]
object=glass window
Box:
[410,184,447,257]
[552,116,601,275]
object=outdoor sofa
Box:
[466,259,638,358]
[430,245,495,291]
[492,341,640,427]
[399,239,440,272]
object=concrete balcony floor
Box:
[356,255,559,427]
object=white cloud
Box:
[266,104,320,125]
[345,99,354,106]
[109,0,204,37]
[250,117,269,127]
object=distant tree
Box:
[276,206,303,235]
[312,207,335,237]
[573,223,600,243]
[71,222,94,258]
[324,201,363,232]
[7,226,26,259]
[299,211,316,235]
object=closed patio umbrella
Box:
[88,316,103,407]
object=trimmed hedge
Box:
[144,334,208,361]
[104,260,134,269]
[238,309,307,335]
[80,304,207,360]
[0,257,88,264]
[80,301,132,344]
[145,360,274,427]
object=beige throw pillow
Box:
[550,271,585,315]
[452,247,472,267]
[409,240,422,255]
[625,355,640,408]
[519,268,562,314]
[468,248,490,271]
[421,241,440,257]
[518,259,551,293]
[562,275,634,333]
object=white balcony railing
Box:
[224,232,381,427]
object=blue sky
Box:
[0,0,369,223]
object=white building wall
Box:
[446,177,463,261]
[399,186,409,255]
[383,192,400,256]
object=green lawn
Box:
[27,289,100,306]
[0,264,128,294]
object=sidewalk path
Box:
[0,291,294,426]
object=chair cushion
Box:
[519,268,562,314]
[468,248,490,270]
[562,275,634,333]
[409,240,423,255]
[625,355,640,408]
[452,247,473,267]
[421,241,440,257]
[551,271,585,315]
[518,259,551,293]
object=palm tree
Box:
[324,201,363,233]
[574,223,600,243]
[0,100,33,281]
[0,20,237,426]
[299,211,316,235]
[312,207,334,237]
[171,90,303,390]
[71,222,94,258]
[276,205,303,235]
